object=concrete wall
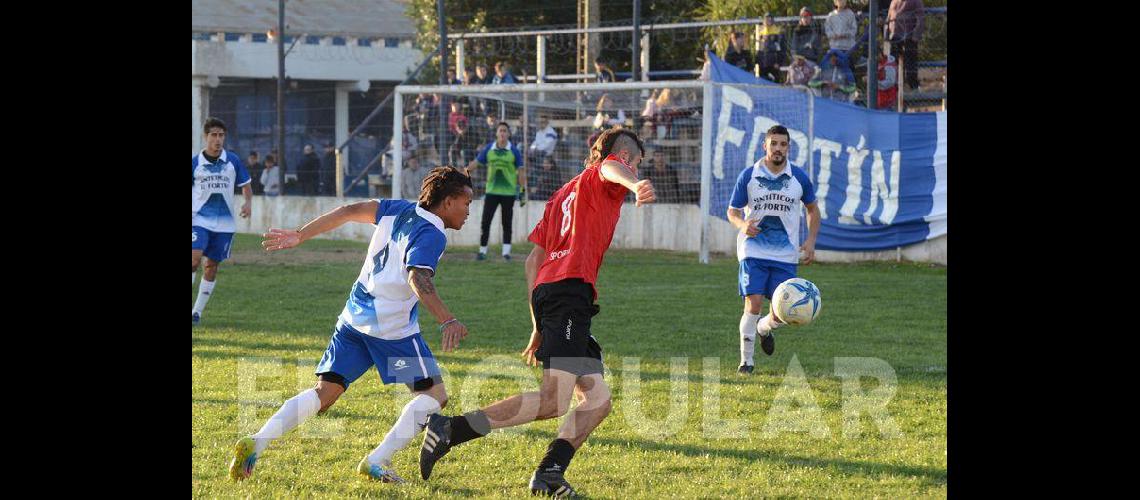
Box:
[192,39,420,81]
[234,196,946,264]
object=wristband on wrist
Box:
[439,318,459,332]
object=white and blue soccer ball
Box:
[772,278,822,326]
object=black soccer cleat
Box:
[759,330,775,356]
[529,469,577,498]
[419,413,454,480]
[738,363,754,374]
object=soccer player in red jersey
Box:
[419,128,656,497]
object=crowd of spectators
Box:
[719,0,927,106]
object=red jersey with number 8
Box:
[529,154,632,299]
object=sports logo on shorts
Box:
[394,359,408,370]
[192,231,198,242]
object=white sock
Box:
[367,394,442,466]
[502,243,512,256]
[739,312,761,366]
[758,313,785,337]
[251,388,321,454]
[479,246,488,255]
[193,271,197,286]
[193,279,215,315]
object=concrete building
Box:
[191,0,422,194]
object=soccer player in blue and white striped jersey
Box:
[228,166,474,484]
[192,118,252,325]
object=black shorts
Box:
[532,278,604,376]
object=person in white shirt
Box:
[259,154,281,196]
[593,94,627,130]
[528,114,559,166]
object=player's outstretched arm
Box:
[600,160,656,207]
[408,267,468,352]
[522,245,544,367]
[262,200,379,252]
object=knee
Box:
[536,395,570,420]
[204,260,219,271]
[595,396,613,418]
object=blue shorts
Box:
[314,320,441,390]
[738,258,797,299]
[192,226,234,263]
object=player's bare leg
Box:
[553,374,612,448]
[419,369,577,480]
[484,370,577,427]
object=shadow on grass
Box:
[587,434,946,486]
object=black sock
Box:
[450,410,491,446]
[536,438,576,474]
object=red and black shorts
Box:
[532,278,604,376]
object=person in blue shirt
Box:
[192,117,251,325]
[229,166,475,484]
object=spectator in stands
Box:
[877,42,899,109]
[445,68,461,85]
[723,31,753,72]
[246,151,264,195]
[529,155,564,201]
[886,0,924,90]
[823,0,858,87]
[298,144,321,195]
[641,89,659,123]
[319,142,336,196]
[480,113,499,143]
[492,61,517,84]
[791,7,822,63]
[475,63,491,84]
[383,117,418,178]
[640,148,680,204]
[757,13,787,82]
[448,101,470,165]
[453,115,473,166]
[448,101,467,138]
[528,114,558,165]
[593,93,626,130]
[785,54,819,87]
[401,152,428,200]
[260,154,280,196]
[462,67,476,85]
[595,59,617,83]
[809,52,858,102]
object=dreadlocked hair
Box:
[584,127,644,168]
[418,166,472,209]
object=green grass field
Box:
[192,234,946,498]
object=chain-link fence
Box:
[448,7,944,111]
[394,83,709,205]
